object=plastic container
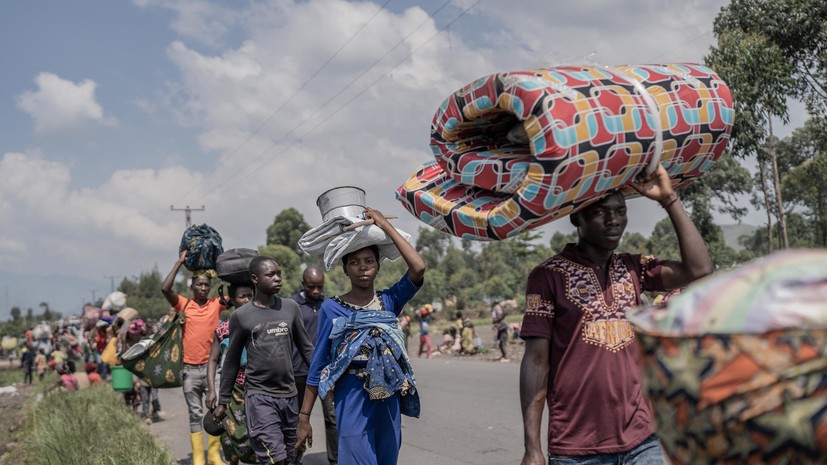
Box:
[316,186,366,222]
[111,365,134,392]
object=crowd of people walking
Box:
[1,167,711,465]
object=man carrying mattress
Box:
[519,165,713,465]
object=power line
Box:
[113,0,465,275]
[646,30,712,63]
[172,0,395,205]
[111,1,398,275]
[215,0,482,195]
[103,275,122,293]
[208,0,457,196]
[170,205,205,229]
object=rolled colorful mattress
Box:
[628,249,827,465]
[396,63,734,240]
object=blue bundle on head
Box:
[179,224,224,272]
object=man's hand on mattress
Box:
[631,164,675,204]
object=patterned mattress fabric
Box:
[396,63,734,240]
[628,250,827,464]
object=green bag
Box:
[120,309,185,388]
[220,382,257,464]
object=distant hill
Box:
[720,223,760,251]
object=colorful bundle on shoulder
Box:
[179,224,224,272]
[628,249,827,465]
[396,63,734,240]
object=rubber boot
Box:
[206,432,225,465]
[190,431,206,465]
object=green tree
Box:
[415,227,451,268]
[648,218,680,261]
[266,208,311,255]
[741,211,818,252]
[712,0,827,119]
[118,269,176,319]
[619,232,651,255]
[679,152,753,268]
[781,120,827,246]
[25,308,33,323]
[549,231,577,253]
[39,302,53,322]
[706,9,799,249]
[10,306,20,322]
[258,244,302,296]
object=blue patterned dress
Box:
[307,274,421,465]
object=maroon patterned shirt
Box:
[520,244,666,455]
[215,320,246,386]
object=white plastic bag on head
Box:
[101,291,127,311]
[298,216,412,271]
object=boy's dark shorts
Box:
[245,392,298,464]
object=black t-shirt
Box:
[219,297,313,404]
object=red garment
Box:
[520,244,666,455]
[87,372,103,385]
[60,374,78,392]
[214,320,246,385]
[95,332,108,352]
[175,295,225,365]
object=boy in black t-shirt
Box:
[214,257,313,465]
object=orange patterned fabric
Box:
[635,329,827,464]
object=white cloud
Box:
[0,152,192,269]
[0,237,26,254]
[468,0,726,69]
[5,0,777,286]
[16,72,116,134]
[132,0,241,47]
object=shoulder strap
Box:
[180,298,191,325]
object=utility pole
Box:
[103,275,121,293]
[170,205,205,229]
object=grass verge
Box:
[18,386,173,465]
[0,366,30,388]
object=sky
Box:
[0,0,809,316]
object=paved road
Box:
[149,357,547,465]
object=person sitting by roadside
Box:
[438,327,457,354]
[47,361,79,392]
[85,361,103,385]
[456,312,477,355]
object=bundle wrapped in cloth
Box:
[396,63,734,240]
[628,249,827,465]
[179,224,224,272]
[299,186,412,271]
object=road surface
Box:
[149,356,547,464]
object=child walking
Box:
[215,257,314,465]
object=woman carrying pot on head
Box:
[295,208,425,465]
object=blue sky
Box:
[0,0,806,316]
